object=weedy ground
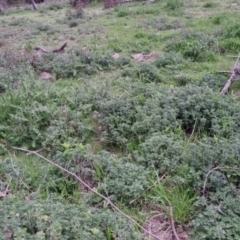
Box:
[1,0,240,239]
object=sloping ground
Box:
[1,0,240,239]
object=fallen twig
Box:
[218,71,232,74]
[170,207,180,240]
[202,166,220,197]
[220,54,240,95]
[34,42,67,53]
[0,177,12,198]
[12,146,162,240]
[220,66,240,95]
[202,166,240,198]
[226,55,239,58]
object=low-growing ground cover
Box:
[1,0,240,239]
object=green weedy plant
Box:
[154,51,185,68]
[68,19,79,27]
[135,63,162,83]
[149,178,196,223]
[198,73,227,91]
[47,2,65,11]
[94,152,150,203]
[137,132,184,173]
[202,2,216,8]
[0,51,32,91]
[165,32,217,62]
[0,199,142,240]
[32,48,116,78]
[140,18,182,31]
[0,75,95,151]
[98,83,240,151]
[182,136,240,239]
[0,153,80,201]
[165,0,183,10]
[190,186,240,240]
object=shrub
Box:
[154,51,185,68]
[97,83,240,150]
[65,8,84,21]
[117,9,129,17]
[190,187,240,240]
[140,18,182,31]
[0,77,94,151]
[135,63,161,83]
[137,133,184,173]
[198,73,227,91]
[32,49,116,79]
[182,136,240,239]
[95,152,150,203]
[69,18,79,27]
[219,38,240,53]
[0,199,142,239]
[47,2,65,10]
[202,2,216,8]
[165,0,183,11]
[34,22,53,32]
[165,32,217,61]
[149,179,196,223]
[0,154,79,200]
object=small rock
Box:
[40,72,52,80]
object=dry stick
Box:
[220,54,240,95]
[202,166,240,198]
[34,42,67,54]
[11,146,162,240]
[234,54,240,69]
[169,207,180,240]
[129,171,168,205]
[220,68,238,95]
[218,71,232,74]
[202,166,220,197]
[226,55,239,58]
[0,177,12,198]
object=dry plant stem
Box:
[0,177,12,198]
[234,54,240,69]
[170,207,180,240]
[12,146,162,240]
[226,55,240,58]
[218,71,232,74]
[202,166,220,197]
[220,55,240,95]
[34,42,67,53]
[220,70,237,95]
[129,171,168,205]
[202,166,240,198]
[31,0,38,10]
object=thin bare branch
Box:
[0,176,12,198]
[12,146,161,240]
[202,166,220,197]
[170,207,180,240]
[226,55,239,58]
[34,42,67,53]
[218,71,232,74]
[234,54,240,69]
[220,66,240,95]
[202,166,240,198]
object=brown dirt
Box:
[143,214,189,240]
